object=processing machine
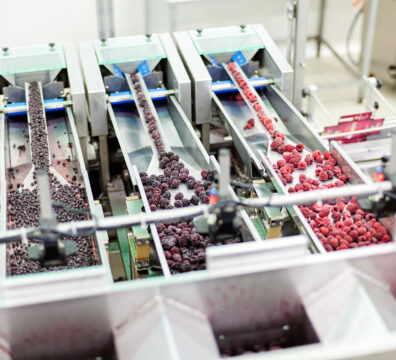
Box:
[0,43,111,306]
[173,24,395,253]
[79,33,267,279]
[0,25,396,360]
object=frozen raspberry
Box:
[296,143,304,152]
[277,145,286,153]
[288,187,295,193]
[312,150,322,158]
[298,161,307,170]
[283,152,292,162]
[277,159,286,168]
[150,204,158,211]
[302,182,311,191]
[286,144,295,152]
[274,131,284,140]
[295,183,303,192]
[285,174,293,183]
[298,174,306,183]
[337,174,348,183]
[305,154,314,165]
[280,165,291,175]
[319,171,328,181]
[323,150,331,159]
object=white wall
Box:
[0,0,361,58]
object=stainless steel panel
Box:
[253,24,294,101]
[265,85,328,152]
[78,42,107,136]
[173,31,212,125]
[159,33,192,121]
[63,43,89,138]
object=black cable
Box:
[346,5,364,66]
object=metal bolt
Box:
[145,34,152,41]
[196,28,203,35]
[240,24,246,31]
[2,47,9,55]
[49,42,55,49]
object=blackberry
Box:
[190,195,199,205]
[175,192,184,200]
[170,179,180,189]
[182,198,190,207]
[174,200,183,208]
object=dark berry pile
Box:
[131,72,242,274]
[28,82,50,171]
[227,61,392,251]
[6,82,99,275]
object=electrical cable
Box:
[346,2,364,66]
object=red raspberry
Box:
[337,174,348,183]
[277,145,286,153]
[299,174,306,183]
[319,171,328,181]
[286,144,295,152]
[350,230,358,240]
[329,238,339,249]
[302,182,311,191]
[277,159,286,168]
[305,154,314,165]
[315,168,323,176]
[295,183,303,192]
[335,181,344,187]
[324,150,331,159]
[319,209,330,218]
[298,161,307,170]
[333,166,342,174]
[320,227,329,235]
[266,123,274,131]
[383,235,391,242]
[247,118,255,125]
[285,174,293,183]
[272,164,279,170]
[288,187,295,193]
[296,143,304,152]
[346,203,358,214]
[312,150,322,159]
[244,123,252,130]
[316,156,324,163]
[324,244,333,252]
[282,152,292,162]
[274,131,284,140]
[373,222,382,230]
[270,138,283,150]
[333,212,342,222]
[358,226,367,235]
[280,165,291,175]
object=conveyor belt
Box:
[218,62,393,252]
[110,73,260,275]
[4,82,101,275]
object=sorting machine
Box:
[174,24,395,252]
[0,43,111,305]
[1,25,396,360]
[79,33,262,279]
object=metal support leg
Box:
[316,0,326,57]
[292,0,309,110]
[96,0,115,39]
[358,0,378,101]
[169,3,177,32]
[201,123,210,152]
[99,135,110,190]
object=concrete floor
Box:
[302,55,396,131]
